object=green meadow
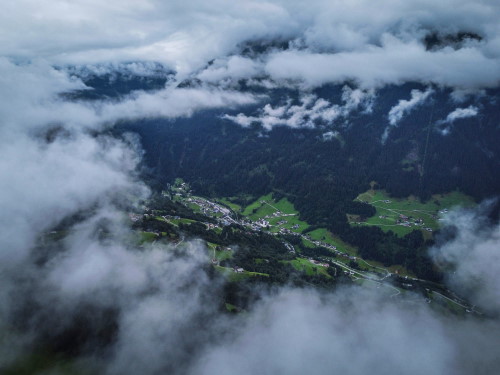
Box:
[288,258,331,278]
[240,193,310,233]
[351,189,474,237]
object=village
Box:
[161,182,362,275]
[126,181,478,315]
[129,184,472,294]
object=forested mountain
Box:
[114,82,499,279]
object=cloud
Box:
[192,209,500,375]
[224,86,374,130]
[0,59,257,132]
[381,88,433,143]
[322,130,339,141]
[196,55,262,84]
[388,88,433,126]
[443,105,479,123]
[430,205,500,314]
[0,205,220,374]
[192,285,500,375]
[435,105,479,135]
[223,95,339,130]
[99,86,257,121]
[44,220,217,375]
[1,1,500,88]
[264,36,500,89]
[0,58,258,267]
[0,57,255,372]
[0,132,145,267]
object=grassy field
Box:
[139,231,158,243]
[206,242,233,261]
[288,258,331,278]
[242,193,274,217]
[168,218,197,226]
[351,189,474,237]
[214,265,269,281]
[305,228,357,256]
[241,193,310,233]
[240,194,415,276]
[217,198,243,212]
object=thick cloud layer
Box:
[2,0,500,88]
[192,288,500,375]
[0,52,254,374]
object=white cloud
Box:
[381,88,433,143]
[0,53,259,372]
[0,1,499,88]
[197,55,262,83]
[443,105,479,123]
[322,130,339,141]
[0,58,256,269]
[99,86,257,121]
[388,88,433,126]
[265,36,500,89]
[224,86,374,130]
[431,205,500,314]
[193,285,500,375]
[435,105,479,135]
[224,95,335,130]
[0,57,259,273]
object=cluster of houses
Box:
[254,218,270,228]
[186,197,240,228]
[175,194,359,268]
[396,214,424,228]
[278,227,300,235]
[395,215,434,232]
